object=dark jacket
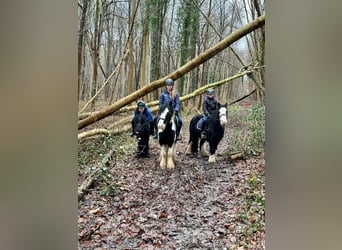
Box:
[202,96,217,116]
[133,106,153,122]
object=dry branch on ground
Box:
[78,145,117,201]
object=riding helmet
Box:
[137,101,146,108]
[207,88,215,94]
[165,78,174,86]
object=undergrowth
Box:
[78,133,137,196]
[226,103,265,157]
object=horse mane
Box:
[159,101,174,116]
[207,102,221,122]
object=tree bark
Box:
[78,15,265,130]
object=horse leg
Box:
[208,154,216,163]
[136,143,142,158]
[160,145,167,169]
[200,140,209,157]
[187,131,199,154]
[208,141,217,163]
[172,143,176,161]
[144,143,150,158]
[167,144,175,169]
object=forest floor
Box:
[78,105,265,249]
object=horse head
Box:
[217,102,228,127]
[134,114,144,132]
[157,101,174,132]
[133,113,149,141]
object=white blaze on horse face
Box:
[219,107,228,126]
[157,107,168,132]
[171,115,176,131]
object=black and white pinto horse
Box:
[132,113,150,158]
[186,103,228,163]
[156,101,177,169]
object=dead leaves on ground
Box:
[78,135,265,249]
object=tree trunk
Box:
[90,0,100,110]
[140,0,150,101]
[150,0,167,101]
[78,0,89,100]
[78,15,265,130]
[128,0,138,94]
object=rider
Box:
[153,78,182,140]
[197,88,218,139]
[130,100,154,137]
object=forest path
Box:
[78,115,265,249]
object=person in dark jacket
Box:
[130,101,154,136]
[153,78,183,140]
[197,88,218,139]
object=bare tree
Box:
[78,0,90,100]
[78,15,265,129]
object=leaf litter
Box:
[78,115,265,249]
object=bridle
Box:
[135,115,149,132]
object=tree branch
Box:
[78,15,265,130]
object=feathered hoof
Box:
[160,159,166,169]
[167,161,175,169]
[208,154,216,163]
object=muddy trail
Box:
[78,115,265,249]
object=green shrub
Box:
[226,103,265,156]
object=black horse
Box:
[132,113,150,158]
[186,103,228,162]
[156,101,177,169]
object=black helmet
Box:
[165,78,174,86]
[206,88,215,94]
[137,101,146,108]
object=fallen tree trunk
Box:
[78,15,265,130]
[230,153,245,161]
[78,68,260,139]
[78,124,130,140]
[78,111,101,120]
[78,128,110,140]
[78,145,116,201]
[91,67,259,118]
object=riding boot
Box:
[200,130,207,139]
[145,145,150,158]
[152,127,158,139]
